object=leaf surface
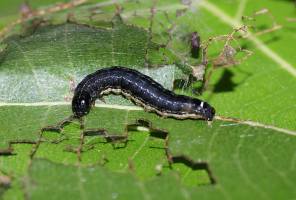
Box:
[0,0,296,199]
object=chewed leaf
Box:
[1,0,296,199]
[18,110,296,199]
[212,45,237,67]
[191,62,206,81]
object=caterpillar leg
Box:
[91,102,96,109]
[99,97,106,103]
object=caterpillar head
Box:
[72,91,91,117]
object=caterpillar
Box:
[72,66,215,123]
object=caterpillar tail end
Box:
[204,106,215,126]
[206,120,213,126]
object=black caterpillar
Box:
[72,66,215,123]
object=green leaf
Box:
[1,0,296,199]
[24,111,296,199]
[27,159,189,200]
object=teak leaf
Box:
[1,0,296,199]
